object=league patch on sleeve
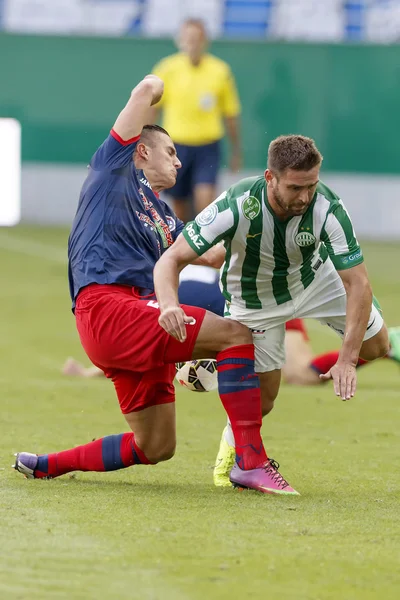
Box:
[195,204,218,227]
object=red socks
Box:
[35,432,151,479]
[216,344,267,470]
[285,318,309,341]
[34,345,269,478]
[310,351,367,375]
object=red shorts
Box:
[75,284,206,414]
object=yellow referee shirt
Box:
[152,53,241,146]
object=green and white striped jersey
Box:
[182,176,363,309]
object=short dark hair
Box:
[140,124,170,146]
[142,124,170,137]
[268,135,323,174]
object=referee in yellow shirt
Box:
[150,19,242,222]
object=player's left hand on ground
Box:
[319,361,357,401]
[158,306,195,343]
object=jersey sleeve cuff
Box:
[110,129,141,146]
[331,249,364,271]
[182,227,211,255]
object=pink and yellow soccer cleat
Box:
[230,458,300,496]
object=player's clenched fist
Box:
[143,74,164,105]
[158,306,195,342]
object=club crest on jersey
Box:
[195,204,218,227]
[166,215,176,232]
[295,231,316,247]
[242,196,261,220]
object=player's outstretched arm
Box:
[112,75,164,141]
[154,235,202,342]
[320,263,372,400]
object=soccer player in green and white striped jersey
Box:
[154,134,391,492]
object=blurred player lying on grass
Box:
[62,264,400,384]
[153,133,400,488]
[14,75,297,495]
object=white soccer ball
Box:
[175,359,218,392]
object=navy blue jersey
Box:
[178,265,225,317]
[68,130,184,306]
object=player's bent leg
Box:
[282,330,320,385]
[124,403,176,464]
[258,370,281,416]
[14,365,177,480]
[13,428,155,480]
[111,365,177,464]
[69,291,296,494]
[206,316,298,495]
[359,323,390,361]
[191,309,253,356]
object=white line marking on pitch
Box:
[0,230,67,263]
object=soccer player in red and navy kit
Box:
[14,75,297,495]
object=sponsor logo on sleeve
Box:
[195,204,218,227]
[348,250,362,261]
[340,250,362,266]
[242,196,261,220]
[186,223,205,250]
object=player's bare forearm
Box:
[154,253,181,311]
[154,236,201,312]
[113,75,164,141]
[192,244,225,269]
[146,105,160,125]
[155,237,203,342]
[339,264,373,364]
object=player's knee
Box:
[375,333,390,358]
[360,330,390,361]
[144,441,176,464]
[219,320,252,350]
[262,401,275,417]
[361,341,389,361]
[261,392,278,416]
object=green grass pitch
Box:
[0,227,399,599]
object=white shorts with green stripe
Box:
[225,260,384,373]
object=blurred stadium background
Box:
[0,0,399,236]
[1,3,400,599]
